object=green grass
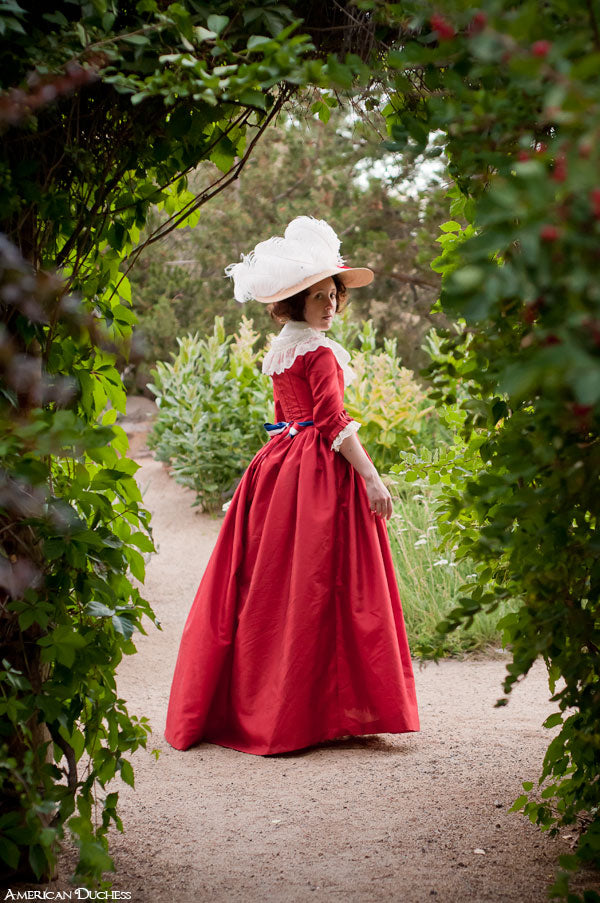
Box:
[387,483,515,656]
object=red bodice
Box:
[272,345,354,448]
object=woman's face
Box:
[303,277,337,331]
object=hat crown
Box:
[225,216,345,303]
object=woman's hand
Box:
[337,430,394,520]
[364,473,393,520]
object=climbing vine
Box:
[0,0,375,885]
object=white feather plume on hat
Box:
[225,215,373,304]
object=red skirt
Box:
[164,427,420,755]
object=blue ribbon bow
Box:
[264,419,314,438]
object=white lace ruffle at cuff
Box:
[331,420,361,452]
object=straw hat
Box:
[225,216,374,304]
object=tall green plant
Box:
[332,318,434,472]
[388,479,513,655]
[147,317,272,512]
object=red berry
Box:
[590,188,600,219]
[468,11,487,35]
[431,14,456,41]
[535,142,548,154]
[532,40,552,57]
[543,334,561,345]
[540,224,560,242]
[518,149,530,162]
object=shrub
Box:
[331,316,439,472]
[147,317,272,512]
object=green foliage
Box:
[0,238,156,885]
[388,479,515,656]
[330,316,435,472]
[376,0,600,892]
[147,317,272,512]
[0,0,333,320]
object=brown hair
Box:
[268,274,348,323]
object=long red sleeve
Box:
[303,346,356,448]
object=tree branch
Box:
[110,90,291,300]
[370,266,438,289]
[587,0,600,49]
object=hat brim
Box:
[254,267,374,304]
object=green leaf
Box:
[119,759,135,788]
[324,56,353,88]
[238,89,267,110]
[206,14,228,35]
[194,26,216,41]
[86,600,114,618]
[112,613,135,639]
[247,34,272,51]
[210,135,236,174]
[543,713,562,729]
[122,34,150,45]
[0,836,20,870]
[509,795,529,811]
[28,844,49,879]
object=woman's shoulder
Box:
[262,321,355,385]
[301,344,341,372]
[262,322,330,377]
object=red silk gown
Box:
[164,341,420,755]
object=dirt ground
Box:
[12,397,600,902]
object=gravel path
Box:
[21,399,600,901]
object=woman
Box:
[164,216,420,755]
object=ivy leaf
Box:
[86,600,114,618]
[119,759,135,788]
[543,713,562,729]
[206,14,228,35]
[111,613,135,639]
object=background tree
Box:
[129,104,448,379]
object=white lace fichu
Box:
[331,420,361,453]
[262,320,356,386]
